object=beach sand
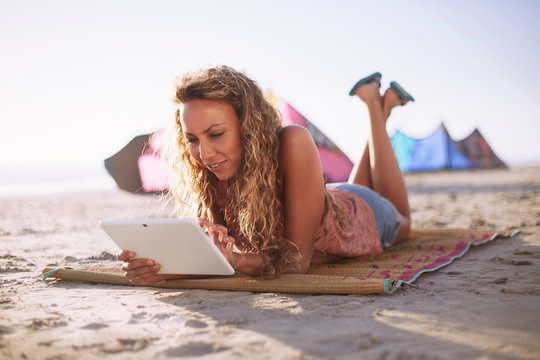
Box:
[1,167,539,359]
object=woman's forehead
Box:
[181,99,239,130]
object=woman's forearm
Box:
[233,252,265,276]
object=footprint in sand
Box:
[513,250,533,255]
[320,333,381,353]
[100,338,154,353]
[184,319,209,328]
[88,251,117,261]
[26,318,68,330]
[0,255,26,261]
[128,311,148,324]
[0,325,13,335]
[511,260,532,266]
[81,323,109,330]
[64,256,79,263]
[0,255,32,273]
[163,342,230,357]
[353,335,381,350]
[377,349,439,360]
[38,340,55,347]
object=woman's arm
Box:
[197,218,264,276]
[232,252,265,276]
[278,125,326,273]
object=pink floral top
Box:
[216,181,382,265]
[310,189,381,264]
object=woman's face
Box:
[181,99,243,181]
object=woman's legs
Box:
[348,82,411,242]
[348,88,407,186]
[348,90,395,188]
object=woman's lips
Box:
[207,160,226,172]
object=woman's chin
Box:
[215,174,232,181]
[215,170,241,182]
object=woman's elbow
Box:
[294,256,312,274]
[297,264,310,274]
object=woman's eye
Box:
[186,138,198,144]
[210,132,224,138]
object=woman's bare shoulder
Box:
[279,125,314,150]
[278,125,320,172]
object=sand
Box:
[1,167,539,360]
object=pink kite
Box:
[105,98,353,193]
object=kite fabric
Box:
[391,123,506,172]
[104,97,353,193]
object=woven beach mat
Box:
[42,229,518,295]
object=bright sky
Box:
[2,0,540,180]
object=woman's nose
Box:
[199,141,216,162]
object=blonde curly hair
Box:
[165,65,300,276]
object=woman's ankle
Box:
[355,81,381,104]
[383,89,402,111]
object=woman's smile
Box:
[206,160,227,172]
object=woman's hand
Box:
[117,250,166,285]
[197,218,266,276]
[197,218,239,268]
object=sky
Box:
[1,0,540,188]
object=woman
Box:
[118,66,413,285]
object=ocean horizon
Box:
[2,158,539,198]
[0,162,116,197]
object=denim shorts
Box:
[326,183,401,248]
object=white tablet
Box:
[99,218,235,276]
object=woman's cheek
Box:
[189,145,200,162]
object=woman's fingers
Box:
[117,252,163,285]
[197,217,211,227]
[197,218,237,268]
[121,258,156,272]
[220,236,235,247]
[225,239,235,251]
[197,217,216,231]
[117,250,136,262]
[121,257,161,285]
[215,236,236,260]
[124,263,160,280]
[198,218,229,243]
[212,224,229,235]
[198,218,227,233]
